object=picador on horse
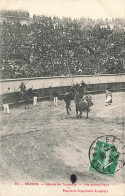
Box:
[18,82,33,109]
[19,82,26,99]
[63,81,93,118]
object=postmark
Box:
[89,135,125,177]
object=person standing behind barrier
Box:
[3,87,10,114]
[33,91,38,106]
[53,90,58,106]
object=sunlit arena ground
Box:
[0,92,125,184]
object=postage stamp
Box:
[89,135,125,177]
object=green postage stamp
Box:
[89,139,120,177]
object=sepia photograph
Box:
[0,0,125,195]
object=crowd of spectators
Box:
[0,15,125,79]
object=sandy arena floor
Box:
[0,92,125,184]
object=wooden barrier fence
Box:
[0,81,125,107]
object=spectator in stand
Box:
[0,16,125,79]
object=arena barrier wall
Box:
[0,74,125,106]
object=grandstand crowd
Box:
[0,14,125,79]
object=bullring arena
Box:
[0,76,124,183]
[1,6,125,196]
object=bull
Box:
[76,96,93,118]
[63,91,93,118]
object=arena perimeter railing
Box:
[0,74,125,107]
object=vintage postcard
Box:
[0,0,125,195]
